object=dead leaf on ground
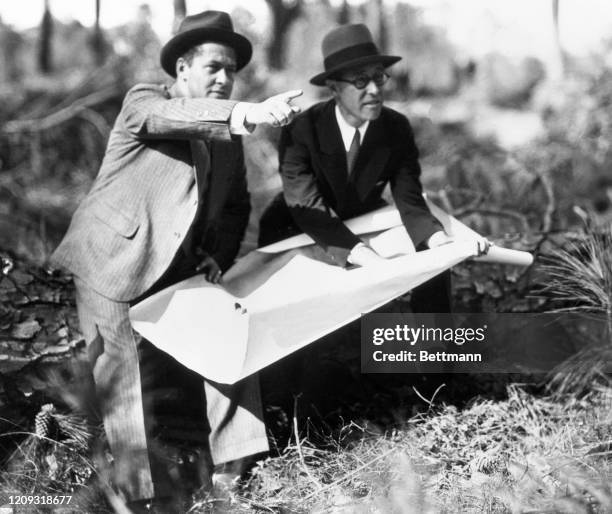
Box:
[11,319,41,340]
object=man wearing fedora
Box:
[51,10,301,510]
[259,23,485,311]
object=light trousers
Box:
[74,277,268,501]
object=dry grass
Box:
[206,383,612,514]
[2,380,610,513]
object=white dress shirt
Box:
[335,105,369,151]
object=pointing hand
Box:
[245,90,303,128]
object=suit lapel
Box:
[315,101,350,203]
[352,115,391,199]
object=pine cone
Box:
[34,403,56,438]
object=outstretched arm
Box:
[122,84,303,141]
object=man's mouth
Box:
[209,90,229,98]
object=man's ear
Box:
[176,57,188,80]
[325,79,337,94]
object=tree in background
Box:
[264,0,303,70]
[173,0,186,33]
[112,3,163,83]
[0,18,24,83]
[364,0,386,53]
[390,3,458,96]
[337,0,350,25]
[89,0,107,66]
[550,0,565,79]
[38,0,53,73]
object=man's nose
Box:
[365,79,380,95]
[215,69,232,84]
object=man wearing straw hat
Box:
[259,23,488,311]
[51,10,302,511]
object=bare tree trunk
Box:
[38,0,53,73]
[90,0,106,66]
[173,0,187,33]
[337,0,350,25]
[550,0,564,79]
[0,23,24,82]
[265,0,303,70]
[366,0,387,53]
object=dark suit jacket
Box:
[277,99,441,265]
[51,84,250,301]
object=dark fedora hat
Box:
[310,24,401,86]
[160,10,252,77]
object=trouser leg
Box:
[205,374,269,466]
[74,278,155,501]
[410,269,453,313]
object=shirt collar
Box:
[334,104,369,152]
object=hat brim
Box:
[161,27,253,77]
[310,55,401,86]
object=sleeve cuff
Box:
[229,102,255,135]
[346,242,367,265]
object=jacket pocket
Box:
[91,200,140,238]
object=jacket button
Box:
[174,232,181,238]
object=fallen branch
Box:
[2,87,119,135]
[76,108,111,140]
[412,383,446,414]
[453,206,531,233]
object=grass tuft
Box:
[537,222,612,395]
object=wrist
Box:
[347,242,367,265]
[232,102,256,134]
[427,231,451,248]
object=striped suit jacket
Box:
[51,84,250,301]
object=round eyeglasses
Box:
[335,71,390,90]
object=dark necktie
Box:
[346,128,360,177]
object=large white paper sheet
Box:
[130,241,477,384]
[129,200,533,384]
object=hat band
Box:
[323,42,379,73]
